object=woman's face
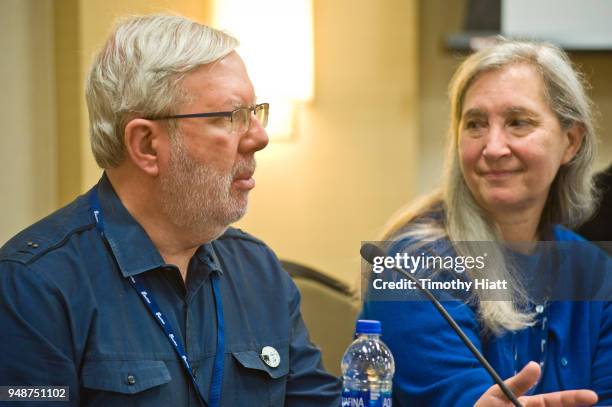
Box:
[458,63,583,217]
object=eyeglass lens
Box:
[231,104,269,134]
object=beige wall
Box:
[0,0,56,243]
[55,0,83,206]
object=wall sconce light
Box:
[213,0,314,141]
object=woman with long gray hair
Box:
[361,39,610,406]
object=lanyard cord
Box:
[89,187,224,407]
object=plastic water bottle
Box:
[341,319,395,407]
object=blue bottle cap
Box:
[356,319,381,334]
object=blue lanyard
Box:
[89,187,224,407]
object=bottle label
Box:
[342,389,392,407]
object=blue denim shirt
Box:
[0,174,341,406]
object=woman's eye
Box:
[462,120,487,138]
[465,120,485,130]
[509,118,531,127]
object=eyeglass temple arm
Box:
[151,111,233,120]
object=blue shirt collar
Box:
[95,173,223,278]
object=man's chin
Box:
[203,207,246,242]
[182,198,249,242]
[209,204,248,231]
[227,205,248,225]
[227,194,249,220]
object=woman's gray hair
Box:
[86,14,239,169]
[384,38,599,334]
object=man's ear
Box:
[561,122,586,165]
[124,118,166,176]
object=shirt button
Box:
[126,374,136,385]
[560,357,568,367]
[192,367,198,379]
[535,305,544,314]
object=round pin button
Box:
[260,346,281,368]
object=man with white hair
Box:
[0,14,340,406]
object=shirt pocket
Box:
[80,359,172,406]
[229,345,290,406]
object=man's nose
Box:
[239,115,269,153]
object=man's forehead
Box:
[194,51,246,77]
[181,53,256,107]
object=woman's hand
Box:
[475,362,598,406]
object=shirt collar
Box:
[195,244,224,275]
[95,173,223,277]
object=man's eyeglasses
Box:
[148,103,269,135]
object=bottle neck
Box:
[356,333,380,340]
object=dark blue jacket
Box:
[0,174,341,406]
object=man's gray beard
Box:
[159,136,252,239]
